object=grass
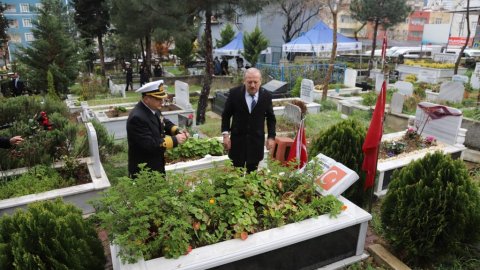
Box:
[196,115,221,138]
[165,66,186,76]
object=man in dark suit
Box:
[221,68,276,173]
[124,62,133,91]
[11,73,25,96]
[127,79,189,177]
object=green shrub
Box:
[0,110,82,170]
[309,119,367,205]
[0,199,106,269]
[402,95,421,115]
[290,76,303,97]
[361,91,377,106]
[319,99,337,111]
[381,152,480,265]
[0,95,68,125]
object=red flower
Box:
[188,114,194,119]
[185,245,193,255]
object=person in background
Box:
[11,73,25,97]
[221,68,276,173]
[0,135,23,149]
[221,57,229,75]
[127,79,189,177]
[124,62,133,91]
[139,65,149,87]
[153,60,163,77]
[214,56,222,75]
[235,56,244,72]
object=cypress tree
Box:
[309,119,367,205]
[15,0,79,97]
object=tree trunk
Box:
[97,34,106,76]
[455,0,470,75]
[368,19,380,75]
[322,11,338,100]
[196,9,213,125]
[146,34,152,78]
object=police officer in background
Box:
[127,80,189,177]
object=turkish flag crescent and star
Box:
[287,119,308,169]
[362,80,386,190]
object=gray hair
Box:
[243,67,261,80]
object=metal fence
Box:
[257,63,346,91]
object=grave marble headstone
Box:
[344,68,357,88]
[375,73,387,92]
[85,122,101,178]
[284,103,302,124]
[109,79,125,98]
[174,80,192,109]
[393,81,413,96]
[300,79,314,103]
[433,53,457,63]
[452,74,469,84]
[390,92,405,114]
[437,81,464,103]
[414,101,463,145]
[418,70,436,84]
[471,62,480,89]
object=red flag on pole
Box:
[287,119,308,169]
[362,80,387,190]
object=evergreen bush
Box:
[0,199,105,269]
[309,119,367,205]
[381,152,480,265]
[290,77,303,97]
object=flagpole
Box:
[367,35,388,212]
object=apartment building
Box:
[3,0,41,61]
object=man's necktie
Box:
[250,94,256,112]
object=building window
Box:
[411,18,426,25]
[5,4,16,12]
[22,18,32,27]
[10,34,21,43]
[25,33,34,42]
[340,15,354,23]
[435,18,442,24]
[339,28,354,35]
[411,31,422,37]
[20,4,30,13]
[35,3,43,11]
[8,19,19,28]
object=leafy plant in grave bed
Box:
[0,111,86,170]
[381,152,480,266]
[93,160,344,263]
[0,199,106,269]
[165,137,224,163]
[0,157,91,200]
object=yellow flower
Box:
[209,198,215,204]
